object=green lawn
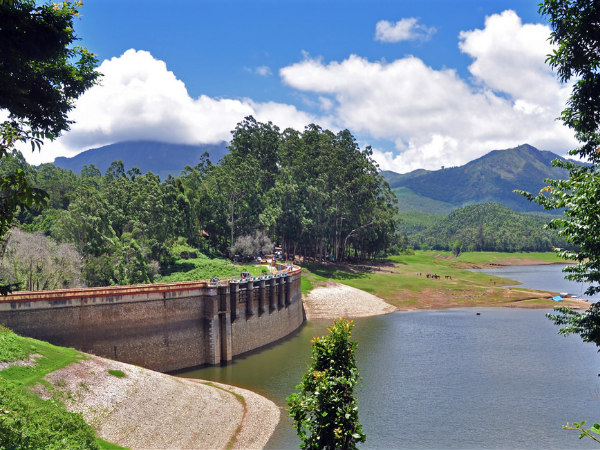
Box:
[0,326,127,449]
[301,251,575,310]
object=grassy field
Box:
[154,254,276,283]
[301,251,584,310]
[0,326,126,449]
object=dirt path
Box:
[33,354,279,450]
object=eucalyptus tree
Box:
[215,116,281,253]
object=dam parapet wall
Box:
[0,267,303,372]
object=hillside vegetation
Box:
[383,144,571,213]
[407,203,569,252]
[0,117,398,290]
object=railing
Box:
[1,265,301,303]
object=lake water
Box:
[472,263,600,302]
[179,265,600,449]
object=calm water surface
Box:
[472,264,600,301]
[179,265,600,449]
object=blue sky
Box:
[22,0,576,173]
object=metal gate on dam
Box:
[0,267,303,372]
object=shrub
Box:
[287,318,366,449]
[107,369,126,378]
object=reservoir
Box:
[472,263,600,302]
[180,265,600,449]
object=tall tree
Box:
[0,0,98,292]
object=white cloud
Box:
[19,10,577,173]
[458,10,570,110]
[281,11,577,173]
[23,49,315,165]
[375,18,436,43]
[245,65,273,77]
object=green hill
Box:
[382,144,571,213]
[411,202,569,252]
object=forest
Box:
[404,203,570,254]
[0,117,400,289]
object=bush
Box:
[287,318,366,449]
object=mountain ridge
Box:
[53,141,229,180]
[382,144,570,213]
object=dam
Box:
[0,267,303,372]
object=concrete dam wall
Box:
[0,268,303,372]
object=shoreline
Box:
[34,354,280,450]
[302,254,594,315]
[19,256,590,450]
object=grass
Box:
[0,331,86,388]
[97,438,129,450]
[301,250,580,310]
[108,369,126,378]
[453,251,566,265]
[0,327,128,449]
[155,254,237,282]
[155,254,275,283]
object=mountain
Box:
[382,144,571,213]
[53,141,229,180]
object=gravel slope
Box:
[303,281,396,320]
[33,354,279,450]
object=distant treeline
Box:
[0,117,400,287]
[402,203,571,253]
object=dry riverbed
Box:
[303,281,396,319]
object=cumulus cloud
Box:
[24,49,315,165]
[20,10,577,173]
[281,10,576,172]
[375,18,436,43]
[458,10,569,110]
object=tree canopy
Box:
[0,117,400,288]
[0,0,99,292]
[519,0,600,294]
[0,0,99,144]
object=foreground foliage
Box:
[522,0,600,444]
[0,377,98,450]
[0,0,98,293]
[287,318,365,450]
[518,0,600,295]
